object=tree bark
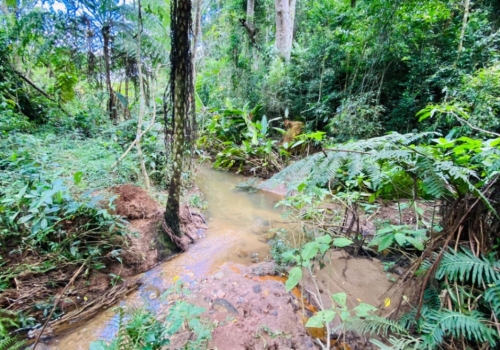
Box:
[165,0,193,238]
[247,0,255,28]
[136,0,151,190]
[275,0,296,61]
[192,0,202,75]
[102,24,117,121]
[457,0,470,56]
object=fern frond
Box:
[370,335,422,350]
[423,285,442,310]
[0,336,27,350]
[436,248,500,286]
[421,309,496,346]
[348,315,409,337]
[484,280,500,316]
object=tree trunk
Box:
[457,0,470,57]
[102,24,117,121]
[247,0,255,28]
[136,0,151,190]
[164,0,193,238]
[192,0,202,76]
[274,0,296,61]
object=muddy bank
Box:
[39,167,405,349]
[124,253,399,350]
[1,184,205,342]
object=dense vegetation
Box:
[1,0,499,348]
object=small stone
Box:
[252,285,262,294]
[394,267,406,276]
[217,290,226,298]
[214,272,224,280]
[271,310,278,316]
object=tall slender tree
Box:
[275,0,296,61]
[163,0,194,248]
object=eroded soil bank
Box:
[17,183,206,342]
[40,166,400,349]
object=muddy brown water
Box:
[44,166,287,349]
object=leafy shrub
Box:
[0,134,128,279]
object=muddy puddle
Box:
[43,166,288,349]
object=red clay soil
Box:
[113,184,207,252]
[112,184,162,219]
[25,184,207,340]
[169,262,317,350]
[167,254,402,349]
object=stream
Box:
[44,166,287,349]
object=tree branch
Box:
[13,68,73,118]
[111,115,157,169]
[323,148,371,155]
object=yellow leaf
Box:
[384,298,391,307]
[173,275,179,282]
[356,298,362,302]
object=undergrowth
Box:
[90,282,213,350]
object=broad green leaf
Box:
[405,236,425,250]
[305,310,336,328]
[332,237,353,248]
[281,250,299,263]
[354,303,377,317]
[285,267,302,292]
[315,235,332,245]
[319,243,330,255]
[332,292,347,307]
[394,233,407,247]
[74,171,83,185]
[261,115,268,135]
[301,241,320,261]
[376,226,395,234]
[18,214,34,224]
[375,234,395,251]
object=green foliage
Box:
[282,234,353,291]
[90,282,213,350]
[0,310,27,350]
[327,92,384,142]
[369,225,427,252]
[0,337,26,350]
[306,292,377,335]
[484,280,500,316]
[0,132,135,308]
[262,131,499,208]
[364,247,500,348]
[436,248,500,286]
[421,309,496,347]
[198,103,285,176]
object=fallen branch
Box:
[13,68,72,118]
[323,148,371,155]
[32,262,86,349]
[456,116,500,138]
[111,115,157,169]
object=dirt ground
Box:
[165,252,402,350]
